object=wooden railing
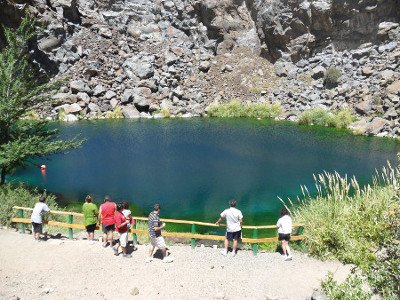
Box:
[11,206,305,255]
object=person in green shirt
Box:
[82,195,98,242]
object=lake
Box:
[10,118,400,227]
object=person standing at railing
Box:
[82,195,98,243]
[98,195,116,248]
[277,208,293,261]
[121,201,137,251]
[31,196,50,241]
[113,203,132,258]
[146,203,173,263]
[215,198,243,257]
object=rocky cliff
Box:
[1,0,400,137]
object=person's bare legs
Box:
[224,238,229,252]
[148,246,155,257]
[232,238,238,254]
[282,240,288,255]
[88,232,94,241]
[107,230,114,246]
[102,232,107,246]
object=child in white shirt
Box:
[277,207,293,260]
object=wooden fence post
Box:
[252,228,258,255]
[132,221,138,245]
[191,224,196,249]
[68,214,73,239]
[19,209,25,234]
[296,226,304,247]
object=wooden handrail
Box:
[13,206,83,217]
[12,206,304,229]
[10,217,305,244]
[11,204,306,256]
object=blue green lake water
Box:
[10,119,400,227]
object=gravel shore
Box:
[0,229,351,300]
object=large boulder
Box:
[122,105,140,118]
[123,56,154,79]
[70,80,92,94]
[387,80,400,95]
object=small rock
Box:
[311,66,326,79]
[367,117,389,135]
[99,27,113,39]
[361,67,374,76]
[93,85,106,96]
[88,103,100,113]
[311,289,328,300]
[122,105,140,118]
[199,61,211,72]
[77,92,90,103]
[70,80,91,94]
[221,64,233,72]
[387,80,400,95]
[130,287,139,296]
[355,100,373,115]
[378,41,397,53]
[105,90,117,100]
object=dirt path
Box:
[0,229,350,300]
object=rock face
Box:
[0,0,400,138]
[248,0,400,61]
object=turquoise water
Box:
[10,119,400,226]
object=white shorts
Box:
[150,236,166,249]
[117,232,128,247]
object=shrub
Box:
[298,108,356,129]
[106,107,124,119]
[285,162,400,297]
[160,107,171,118]
[0,184,59,227]
[57,108,67,121]
[324,67,342,87]
[207,100,282,119]
[322,273,372,300]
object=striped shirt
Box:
[148,211,161,238]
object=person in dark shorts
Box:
[215,199,243,257]
[31,196,50,241]
[277,208,293,261]
[82,195,98,243]
[98,195,116,247]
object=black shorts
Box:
[102,224,115,233]
[226,230,241,241]
[86,223,97,233]
[278,233,291,241]
[32,222,43,233]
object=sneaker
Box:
[102,243,108,248]
[163,256,174,263]
[122,254,132,258]
[285,255,293,261]
[220,250,228,256]
[113,247,119,256]
[231,251,236,257]
[145,257,153,263]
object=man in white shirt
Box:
[276,207,293,260]
[31,197,50,240]
[215,199,243,257]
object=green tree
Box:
[0,17,82,184]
